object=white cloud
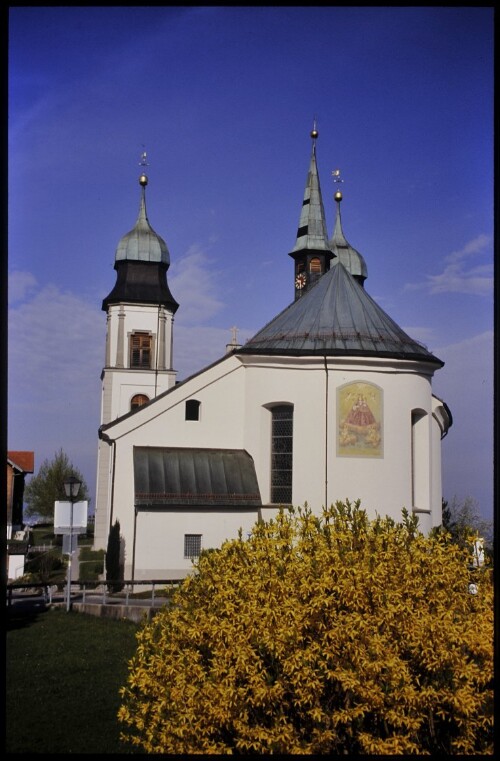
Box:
[401,325,435,348]
[404,234,493,295]
[8,283,104,405]
[432,330,493,520]
[8,270,38,303]
[174,325,255,381]
[7,262,248,503]
[169,246,224,325]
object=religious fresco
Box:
[337,382,383,457]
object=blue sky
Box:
[8,6,494,523]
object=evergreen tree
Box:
[106,520,123,592]
[24,448,89,521]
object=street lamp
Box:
[63,475,81,611]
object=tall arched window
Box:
[131,394,149,411]
[271,405,294,504]
[411,409,427,510]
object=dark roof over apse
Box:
[240,259,443,365]
[134,447,262,508]
[102,172,178,312]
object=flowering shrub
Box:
[118,501,493,754]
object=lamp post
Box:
[63,475,81,612]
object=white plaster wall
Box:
[102,352,445,578]
[132,509,261,579]
[327,366,435,522]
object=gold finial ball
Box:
[335,190,343,202]
[139,173,148,186]
[311,128,319,139]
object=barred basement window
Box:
[185,399,201,421]
[271,405,293,504]
[184,534,202,559]
[130,394,149,411]
[130,332,152,368]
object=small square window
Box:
[184,534,202,559]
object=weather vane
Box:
[139,146,149,167]
[332,168,344,184]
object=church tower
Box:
[93,164,178,550]
[289,124,335,299]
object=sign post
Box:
[54,477,87,611]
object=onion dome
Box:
[115,173,170,264]
[329,190,367,286]
[102,174,178,312]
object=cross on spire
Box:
[332,168,344,184]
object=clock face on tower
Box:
[295,272,307,289]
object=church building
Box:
[93,129,452,580]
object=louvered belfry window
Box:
[309,257,322,273]
[130,332,151,368]
[271,405,293,504]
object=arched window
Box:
[130,332,152,368]
[309,257,322,274]
[185,399,201,421]
[131,394,149,411]
[271,405,294,504]
[411,409,427,510]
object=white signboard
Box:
[54,501,88,534]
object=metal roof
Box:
[329,198,368,283]
[134,447,262,508]
[240,261,443,365]
[289,139,332,256]
[115,179,170,265]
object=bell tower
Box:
[289,125,334,299]
[94,161,179,549]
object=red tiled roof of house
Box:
[7,451,35,473]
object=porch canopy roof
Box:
[134,447,262,508]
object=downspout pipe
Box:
[324,355,329,509]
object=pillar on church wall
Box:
[158,308,166,370]
[116,310,125,367]
[105,313,112,367]
[165,312,174,371]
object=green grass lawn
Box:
[6,606,142,754]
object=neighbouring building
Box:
[7,450,34,580]
[93,128,452,580]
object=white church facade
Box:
[93,130,452,580]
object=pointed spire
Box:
[290,123,331,255]
[328,178,368,286]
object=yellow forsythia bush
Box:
[118,501,493,754]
